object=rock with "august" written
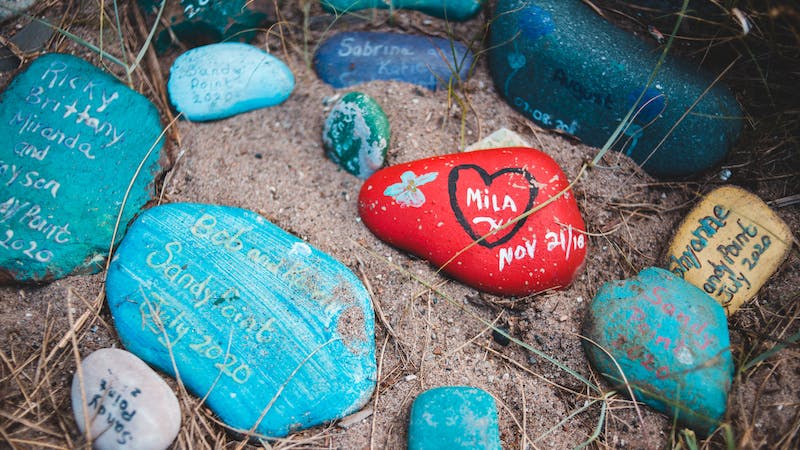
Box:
[583,267,733,436]
[106,203,376,438]
[168,43,294,121]
[665,186,792,315]
[321,0,483,21]
[314,32,474,91]
[408,386,502,450]
[488,0,742,177]
[358,147,587,296]
[0,53,164,283]
[72,348,181,450]
[323,92,390,179]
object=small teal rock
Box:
[582,267,733,435]
[323,92,390,179]
[106,203,376,437]
[168,43,294,121]
[408,386,501,450]
[0,54,164,283]
[489,0,743,178]
[0,0,35,21]
[321,0,483,21]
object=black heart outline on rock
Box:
[448,164,538,248]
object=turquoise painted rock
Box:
[106,203,376,437]
[489,0,743,178]
[168,43,294,121]
[408,386,501,450]
[314,32,474,91]
[0,54,164,283]
[321,0,483,21]
[582,267,733,435]
[323,92,390,179]
[0,0,35,21]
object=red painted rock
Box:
[358,148,587,296]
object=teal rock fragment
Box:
[582,267,733,435]
[323,92,390,179]
[0,0,35,22]
[488,0,743,178]
[408,386,501,450]
[0,54,164,283]
[321,0,483,21]
[168,43,294,121]
[106,203,376,438]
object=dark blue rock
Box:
[0,54,164,283]
[314,32,474,91]
[320,0,483,21]
[106,203,376,437]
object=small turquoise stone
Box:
[489,0,743,178]
[0,54,163,283]
[321,0,483,21]
[314,32,474,91]
[168,43,294,121]
[106,203,376,437]
[408,386,501,450]
[323,92,390,179]
[582,267,733,435]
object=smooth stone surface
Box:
[168,43,294,121]
[106,203,376,437]
[72,348,180,450]
[314,31,474,91]
[0,20,53,72]
[321,0,483,21]
[583,267,733,435]
[0,53,163,283]
[489,0,743,178]
[358,148,587,296]
[408,386,501,450]
[665,186,792,316]
[323,91,390,179]
[0,0,35,21]
[464,127,530,152]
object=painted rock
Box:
[71,348,181,450]
[358,148,587,296]
[0,0,35,21]
[168,43,294,121]
[582,267,733,435]
[106,203,376,437]
[314,32,474,91]
[0,54,163,283]
[488,0,742,178]
[665,186,792,316]
[323,92,390,179]
[464,127,530,152]
[408,386,501,450]
[321,0,482,21]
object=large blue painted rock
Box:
[0,54,164,283]
[168,43,294,121]
[323,91,390,179]
[314,32,474,91]
[488,0,743,178]
[582,267,733,435]
[408,386,501,450]
[321,0,483,21]
[106,203,376,437]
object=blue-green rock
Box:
[0,54,163,283]
[582,267,733,435]
[323,92,390,179]
[321,0,483,21]
[106,203,376,437]
[408,386,501,450]
[489,0,743,178]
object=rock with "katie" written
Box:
[106,203,376,438]
[168,43,294,121]
[665,186,792,316]
[321,0,483,21]
[323,91,390,179]
[583,267,733,436]
[314,31,474,91]
[358,147,587,296]
[72,348,181,450]
[0,53,164,283]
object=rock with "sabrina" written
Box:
[106,203,376,437]
[323,91,390,179]
[358,147,587,296]
[321,0,483,21]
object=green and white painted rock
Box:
[322,92,390,179]
[0,0,36,22]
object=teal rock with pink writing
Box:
[321,0,483,21]
[106,203,376,438]
[0,53,164,284]
[582,267,733,435]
